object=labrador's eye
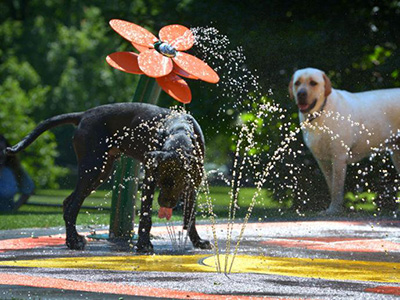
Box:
[294,81,301,86]
[310,81,318,86]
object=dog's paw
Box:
[66,235,87,250]
[193,239,212,250]
[135,241,154,254]
[319,207,343,216]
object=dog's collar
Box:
[306,97,328,123]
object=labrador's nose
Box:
[297,89,308,104]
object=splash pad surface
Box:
[1,220,399,299]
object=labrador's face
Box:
[289,68,332,114]
[145,150,203,210]
[157,158,187,209]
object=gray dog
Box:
[6,103,211,252]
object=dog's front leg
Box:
[391,149,400,174]
[390,149,400,213]
[326,159,347,215]
[317,160,333,193]
[136,170,156,253]
[184,190,212,250]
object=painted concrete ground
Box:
[0,219,399,299]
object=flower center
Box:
[154,41,177,58]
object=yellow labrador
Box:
[289,68,400,214]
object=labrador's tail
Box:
[6,112,83,155]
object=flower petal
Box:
[173,64,198,79]
[138,49,173,78]
[173,52,219,83]
[131,42,149,53]
[106,52,143,74]
[157,73,192,104]
[159,25,194,51]
[109,19,157,47]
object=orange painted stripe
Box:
[285,237,367,242]
[0,273,280,300]
[0,236,66,253]
[365,285,400,296]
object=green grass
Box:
[0,187,284,230]
[0,187,390,230]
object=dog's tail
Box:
[6,112,83,155]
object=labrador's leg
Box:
[136,168,156,253]
[64,154,115,250]
[325,159,347,214]
[391,149,400,174]
[64,131,116,250]
[183,190,211,249]
[390,148,400,212]
[317,159,333,193]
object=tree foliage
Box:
[1,0,399,200]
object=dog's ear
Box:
[288,74,294,99]
[186,154,204,186]
[144,151,165,171]
[323,73,332,97]
[147,151,183,170]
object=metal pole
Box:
[108,76,161,241]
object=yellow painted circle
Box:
[202,255,400,283]
[0,254,398,283]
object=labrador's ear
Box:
[186,154,204,186]
[144,151,166,171]
[323,73,332,97]
[154,151,184,173]
[288,74,294,99]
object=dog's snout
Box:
[297,89,308,103]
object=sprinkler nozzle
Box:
[154,41,177,58]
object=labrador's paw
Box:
[319,206,343,216]
[66,234,87,250]
[193,238,212,250]
[135,241,154,254]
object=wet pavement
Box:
[0,219,399,299]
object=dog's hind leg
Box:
[64,155,115,250]
[64,132,116,250]
[63,184,95,250]
[183,190,211,249]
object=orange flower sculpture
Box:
[106,19,219,104]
